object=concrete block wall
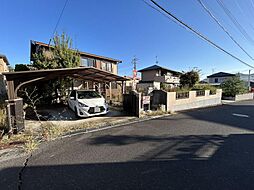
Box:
[166,89,222,112]
[235,93,254,101]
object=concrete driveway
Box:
[1,100,254,190]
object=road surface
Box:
[1,100,254,190]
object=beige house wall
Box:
[0,58,9,72]
[112,63,118,75]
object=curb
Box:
[61,113,171,139]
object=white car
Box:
[68,90,109,117]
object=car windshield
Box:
[77,91,101,99]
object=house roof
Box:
[207,72,236,78]
[0,54,10,65]
[138,65,181,75]
[31,40,122,63]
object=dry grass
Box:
[23,136,39,153]
[141,110,171,117]
[0,108,7,133]
[0,132,39,153]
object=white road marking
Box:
[232,113,250,118]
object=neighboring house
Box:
[137,65,181,91]
[238,73,254,88]
[0,54,9,98]
[207,72,236,85]
[124,76,141,92]
[30,41,121,75]
[0,54,10,73]
[30,40,123,100]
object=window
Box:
[215,78,218,83]
[81,57,95,67]
[81,58,88,67]
[101,61,106,70]
[87,58,95,67]
[77,91,101,99]
[100,61,113,72]
[106,62,112,72]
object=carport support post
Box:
[121,81,125,94]
[109,82,112,101]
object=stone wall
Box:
[235,93,254,101]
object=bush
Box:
[192,85,217,94]
[180,69,200,88]
[220,76,248,97]
[0,108,8,133]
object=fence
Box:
[176,92,189,99]
[167,89,222,112]
[196,90,205,97]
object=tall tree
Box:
[180,69,200,88]
[30,33,81,104]
[32,32,80,69]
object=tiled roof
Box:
[207,72,236,78]
[138,65,181,75]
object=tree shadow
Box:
[1,134,254,190]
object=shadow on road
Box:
[1,134,254,190]
[157,103,254,131]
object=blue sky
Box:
[1,0,254,79]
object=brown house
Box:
[30,40,123,100]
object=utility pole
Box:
[132,56,138,90]
[248,69,251,91]
[156,56,159,64]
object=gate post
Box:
[5,98,24,134]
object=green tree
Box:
[221,76,248,97]
[180,69,200,88]
[30,32,80,104]
[32,32,80,69]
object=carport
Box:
[2,67,127,133]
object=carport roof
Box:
[2,67,128,83]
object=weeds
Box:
[23,136,39,153]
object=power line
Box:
[196,0,254,61]
[216,0,254,45]
[143,0,254,69]
[48,0,69,45]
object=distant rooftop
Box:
[138,65,181,75]
[31,40,122,63]
[207,72,235,78]
[0,54,10,65]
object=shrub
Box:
[192,85,217,94]
[220,76,248,97]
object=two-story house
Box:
[207,72,236,85]
[137,65,181,91]
[30,40,123,99]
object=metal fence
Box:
[209,90,216,95]
[176,92,189,100]
[196,90,205,97]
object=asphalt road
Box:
[1,100,254,190]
